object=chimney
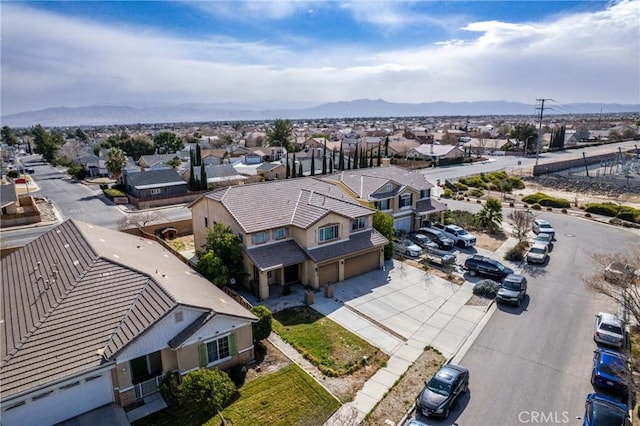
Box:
[381,157,391,167]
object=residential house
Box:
[182,164,249,187]
[0,183,41,228]
[189,178,388,300]
[322,165,448,234]
[256,161,286,181]
[0,219,257,426]
[137,153,181,169]
[408,144,465,161]
[123,168,189,209]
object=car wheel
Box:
[462,381,469,393]
[517,298,521,308]
[443,407,450,418]
[469,269,477,277]
[405,250,411,256]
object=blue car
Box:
[583,393,629,426]
[591,348,629,396]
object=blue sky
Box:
[1,1,639,115]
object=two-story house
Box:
[189,178,388,300]
[322,164,448,234]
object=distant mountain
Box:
[2,99,638,127]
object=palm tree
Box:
[476,197,503,232]
[105,148,127,184]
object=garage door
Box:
[344,251,380,279]
[1,372,114,426]
[318,262,339,285]
[394,217,412,234]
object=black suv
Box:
[418,227,454,250]
[416,363,469,418]
[463,255,514,279]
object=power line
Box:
[535,98,553,165]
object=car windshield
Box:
[427,378,451,396]
[590,400,626,424]
[600,324,623,335]
[536,234,551,242]
[530,247,546,254]
[599,357,626,376]
[502,281,521,291]
[539,223,552,229]
[457,229,468,235]
[496,264,505,271]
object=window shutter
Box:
[198,343,207,367]
[229,333,237,355]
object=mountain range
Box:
[2,99,638,128]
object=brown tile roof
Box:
[202,177,374,234]
[324,165,434,199]
[414,198,449,215]
[1,219,256,400]
[305,230,387,263]
[245,240,309,271]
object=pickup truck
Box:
[432,223,477,248]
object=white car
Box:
[532,219,555,240]
[394,239,422,257]
[533,232,553,249]
[526,243,549,264]
[594,312,625,348]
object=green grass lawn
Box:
[219,364,340,426]
[272,306,387,377]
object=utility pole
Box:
[535,98,552,165]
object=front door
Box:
[284,264,299,285]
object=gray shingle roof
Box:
[1,219,256,400]
[1,183,18,208]
[245,240,309,271]
[414,198,449,215]
[126,168,186,189]
[324,166,434,199]
[201,177,375,234]
[306,230,388,263]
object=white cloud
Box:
[1,1,638,115]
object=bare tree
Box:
[508,209,535,243]
[118,211,161,230]
[583,248,640,326]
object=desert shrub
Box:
[561,209,568,214]
[507,176,525,189]
[487,182,499,191]
[521,192,549,204]
[584,202,618,217]
[229,364,248,387]
[467,188,484,198]
[531,203,542,210]
[455,182,468,191]
[505,241,529,261]
[66,163,87,180]
[539,197,570,208]
[616,207,640,223]
[442,188,453,198]
[509,202,515,207]
[473,279,501,298]
[484,171,508,182]
[546,207,553,211]
[459,176,488,189]
[585,213,592,218]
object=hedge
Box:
[584,202,640,223]
[521,192,570,208]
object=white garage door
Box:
[2,372,114,426]
[394,217,412,234]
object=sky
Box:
[1,0,639,115]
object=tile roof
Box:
[414,198,449,215]
[1,219,256,400]
[324,166,434,199]
[201,177,374,234]
[246,240,309,271]
[1,183,17,208]
[305,230,388,263]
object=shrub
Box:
[66,163,87,180]
[505,241,529,261]
[473,279,501,298]
[251,305,273,342]
[521,192,548,205]
[585,213,592,218]
[539,197,570,208]
[7,170,19,179]
[616,207,640,223]
[509,202,515,207]
[455,182,468,191]
[467,188,484,198]
[179,368,237,415]
[507,176,525,189]
[459,176,488,189]
[531,203,542,210]
[159,372,181,406]
[584,203,618,217]
[229,364,248,387]
[561,209,567,214]
[103,187,126,200]
[442,188,453,198]
[546,207,553,211]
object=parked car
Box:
[594,312,625,349]
[463,255,514,280]
[591,348,629,396]
[432,223,477,248]
[533,232,553,250]
[604,262,638,284]
[424,246,457,267]
[526,243,549,264]
[532,219,555,240]
[583,393,630,426]
[418,227,455,250]
[409,233,439,250]
[496,274,528,306]
[394,238,423,257]
[416,364,469,418]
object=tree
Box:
[122,136,154,161]
[166,158,182,169]
[197,223,245,287]
[31,124,49,155]
[550,124,566,150]
[298,161,303,177]
[153,131,183,154]
[508,209,535,243]
[373,210,395,260]
[475,197,503,233]
[322,142,327,175]
[75,128,89,143]
[377,143,382,166]
[310,149,316,176]
[510,123,537,154]
[118,211,161,230]
[250,305,273,343]
[291,152,297,178]
[267,119,293,151]
[200,162,208,189]
[384,136,389,157]
[353,146,359,169]
[1,126,19,145]
[338,143,344,170]
[105,148,127,183]
[179,368,236,416]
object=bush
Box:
[505,241,528,261]
[159,372,181,406]
[103,187,126,199]
[66,163,87,180]
[459,176,488,189]
[179,368,237,415]
[546,207,553,211]
[467,188,484,198]
[251,305,273,342]
[442,188,453,198]
[7,170,19,179]
[585,213,592,218]
[584,202,618,217]
[455,182,468,191]
[531,203,542,210]
[473,279,501,298]
[522,192,570,208]
[561,209,568,214]
[229,364,248,387]
[507,176,525,189]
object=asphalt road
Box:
[418,212,640,426]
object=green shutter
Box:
[229,333,237,355]
[198,343,207,367]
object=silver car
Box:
[394,238,422,257]
[594,312,625,348]
[526,243,548,264]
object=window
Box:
[150,188,162,195]
[374,199,390,210]
[174,311,183,323]
[420,189,430,199]
[252,231,269,244]
[351,217,367,232]
[204,217,208,228]
[272,227,288,240]
[206,335,231,364]
[386,183,393,191]
[60,381,80,390]
[319,224,339,242]
[32,391,54,401]
[399,193,412,208]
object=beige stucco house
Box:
[190,178,388,300]
[0,219,257,426]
